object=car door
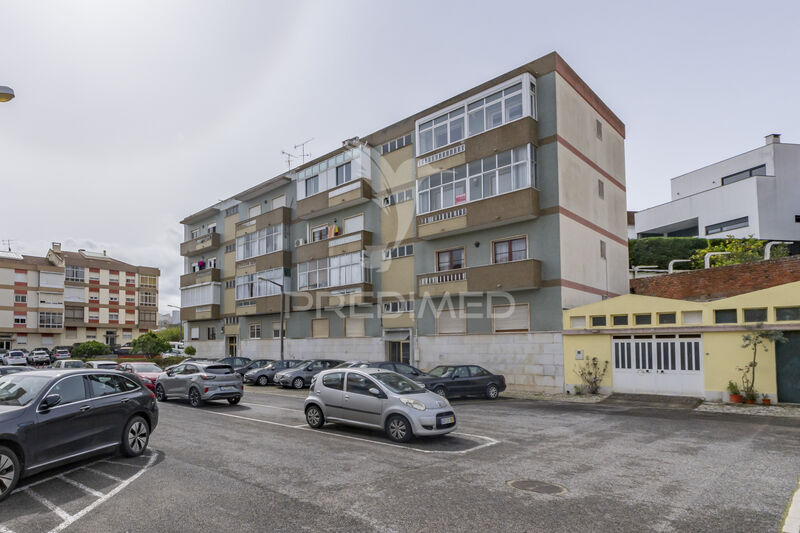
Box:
[32,375,95,465]
[450,366,473,395]
[305,361,324,380]
[317,371,345,419]
[178,364,200,396]
[161,364,182,394]
[468,366,492,394]
[343,372,384,427]
[85,373,140,446]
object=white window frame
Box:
[236,224,284,261]
[235,267,284,301]
[249,323,261,339]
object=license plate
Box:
[440,416,454,425]
[220,386,235,391]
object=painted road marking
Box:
[83,467,124,482]
[22,487,71,520]
[782,474,800,533]
[57,474,105,498]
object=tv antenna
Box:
[280,150,299,169]
[0,239,14,252]
[294,138,313,165]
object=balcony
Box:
[416,187,539,240]
[291,283,375,310]
[296,178,373,220]
[235,206,291,237]
[295,231,372,263]
[235,251,291,276]
[235,294,289,316]
[417,259,542,297]
[180,268,221,288]
[180,304,221,322]
[180,232,221,257]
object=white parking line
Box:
[782,474,800,533]
[239,401,301,412]
[83,467,123,482]
[0,525,16,533]
[57,474,104,498]
[23,487,71,520]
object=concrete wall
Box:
[670,143,775,199]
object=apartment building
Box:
[180,52,628,391]
[635,134,800,241]
[0,243,160,350]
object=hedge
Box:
[628,237,724,269]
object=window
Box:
[436,248,464,271]
[466,83,523,138]
[311,225,329,242]
[225,243,236,253]
[612,315,628,326]
[109,312,119,321]
[493,304,529,332]
[225,205,239,217]
[65,307,83,320]
[383,300,414,313]
[14,294,26,304]
[383,188,414,207]
[682,311,703,324]
[493,238,527,264]
[634,314,652,325]
[236,224,283,261]
[13,315,26,325]
[50,375,87,404]
[109,275,119,285]
[418,108,465,154]
[743,308,767,323]
[345,317,365,338]
[380,133,413,155]
[236,267,283,300]
[298,258,328,290]
[721,164,767,186]
[272,320,285,338]
[109,295,119,303]
[249,323,261,339]
[714,309,737,324]
[224,316,237,325]
[207,258,217,269]
[190,327,199,340]
[39,312,63,328]
[598,179,604,199]
[312,318,329,338]
[706,217,748,235]
[207,223,217,234]
[384,244,413,260]
[190,228,200,239]
[305,175,319,196]
[796,215,800,223]
[346,373,380,395]
[335,162,352,185]
[322,372,344,390]
[65,265,84,282]
[88,313,99,322]
[343,214,364,235]
[417,145,533,214]
[126,276,136,285]
[248,205,261,219]
[87,374,136,397]
[437,308,466,334]
[126,296,135,304]
[122,331,132,340]
[570,316,586,328]
[596,119,603,140]
[224,280,235,289]
[140,292,157,306]
[600,240,607,259]
[181,284,219,307]
[591,316,607,327]
[271,195,286,209]
[776,307,800,321]
[89,292,99,302]
[298,252,369,291]
[140,275,157,288]
[658,313,676,325]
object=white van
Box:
[169,341,185,351]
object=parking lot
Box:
[4,386,800,533]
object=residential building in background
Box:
[0,242,160,350]
[157,310,181,328]
[635,134,800,241]
[179,52,628,391]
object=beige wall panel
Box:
[376,144,415,193]
[223,252,236,274]
[381,256,415,294]
[558,216,629,298]
[224,214,237,242]
[224,288,235,315]
[381,202,416,244]
[382,313,414,329]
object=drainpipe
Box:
[704,252,730,268]
[764,241,793,260]
[668,259,691,273]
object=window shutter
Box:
[437,309,466,334]
[345,318,365,337]
[312,318,329,338]
[344,214,364,234]
[494,304,529,332]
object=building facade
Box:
[179,52,628,392]
[635,134,800,241]
[0,243,160,350]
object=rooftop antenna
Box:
[280,150,299,170]
[0,239,14,252]
[294,138,313,165]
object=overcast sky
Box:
[2,0,799,312]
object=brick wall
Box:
[630,256,800,301]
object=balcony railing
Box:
[180,268,221,288]
[417,258,541,297]
[296,178,373,220]
[180,232,221,256]
[180,304,220,321]
[296,231,371,264]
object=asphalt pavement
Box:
[4,387,800,533]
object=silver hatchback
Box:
[304,368,456,443]
[155,362,243,407]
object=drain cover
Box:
[508,479,567,495]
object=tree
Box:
[629,237,715,269]
[131,332,171,355]
[690,237,788,269]
[157,327,182,343]
[184,346,196,356]
[738,327,787,400]
[72,340,112,358]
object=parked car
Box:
[0,369,158,501]
[51,348,71,362]
[2,350,27,366]
[0,366,35,376]
[335,361,427,379]
[234,359,272,377]
[275,359,343,389]
[113,344,132,356]
[51,359,86,369]
[305,368,456,443]
[155,362,242,407]
[83,360,120,370]
[117,362,164,391]
[415,365,506,399]
[243,359,302,386]
[218,356,252,370]
[27,349,51,366]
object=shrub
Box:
[184,346,197,356]
[131,332,171,356]
[574,356,609,395]
[72,340,112,358]
[689,237,788,269]
[157,326,182,343]
[629,237,716,269]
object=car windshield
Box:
[251,360,270,368]
[427,366,457,377]
[131,363,162,373]
[372,372,427,394]
[0,374,51,407]
[288,361,309,369]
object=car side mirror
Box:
[166,371,174,377]
[41,394,61,409]
[368,387,381,396]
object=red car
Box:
[117,361,164,391]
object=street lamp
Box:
[258,276,285,361]
[0,86,14,102]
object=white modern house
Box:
[635,134,800,241]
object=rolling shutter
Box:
[437,308,466,334]
[494,304,529,332]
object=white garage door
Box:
[612,335,704,397]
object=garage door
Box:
[612,335,704,397]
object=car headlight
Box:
[400,398,426,411]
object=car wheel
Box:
[257,375,269,386]
[0,446,20,502]
[121,416,149,457]
[433,385,446,397]
[155,384,167,402]
[305,404,324,428]
[292,377,305,389]
[188,387,203,408]
[227,396,241,405]
[386,415,412,443]
[486,383,499,400]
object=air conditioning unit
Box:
[295,238,306,247]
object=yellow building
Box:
[562,281,800,403]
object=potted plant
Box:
[727,380,743,403]
[743,390,757,404]
[762,393,771,406]
[738,328,786,405]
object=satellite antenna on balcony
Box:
[294,138,313,165]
